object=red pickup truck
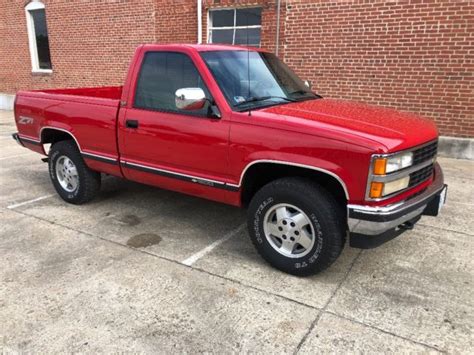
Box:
[13,44,447,276]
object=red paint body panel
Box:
[14,44,439,208]
[262,99,438,152]
[119,45,232,181]
[35,86,123,100]
[228,111,373,204]
[15,87,123,177]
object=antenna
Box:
[246,9,251,116]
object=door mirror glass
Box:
[304,80,312,90]
[175,88,207,110]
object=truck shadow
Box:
[71,175,358,281]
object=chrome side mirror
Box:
[175,88,207,110]
[304,80,312,90]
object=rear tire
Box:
[247,177,345,276]
[48,140,101,204]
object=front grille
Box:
[408,140,437,188]
[409,164,433,187]
[412,140,438,165]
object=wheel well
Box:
[41,128,76,146]
[241,163,348,211]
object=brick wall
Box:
[156,0,197,43]
[0,0,472,137]
[284,0,473,138]
[0,0,156,92]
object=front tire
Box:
[247,177,345,276]
[48,140,101,204]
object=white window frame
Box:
[25,1,52,73]
[207,7,262,47]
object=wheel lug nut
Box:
[282,221,287,225]
[290,222,295,227]
[278,227,283,231]
[290,237,295,241]
[295,231,300,236]
[282,235,287,239]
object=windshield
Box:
[200,50,319,111]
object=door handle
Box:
[126,119,139,129]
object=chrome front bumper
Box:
[348,162,446,248]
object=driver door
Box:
[118,50,231,192]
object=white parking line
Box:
[7,194,55,209]
[181,223,246,266]
[0,153,33,161]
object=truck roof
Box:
[141,43,267,52]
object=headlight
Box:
[368,151,414,199]
[369,177,410,198]
[373,152,413,175]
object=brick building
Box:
[0,0,472,139]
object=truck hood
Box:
[262,98,438,151]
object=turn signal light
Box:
[373,158,387,175]
[369,181,384,198]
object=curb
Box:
[438,136,474,160]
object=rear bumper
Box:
[348,162,446,249]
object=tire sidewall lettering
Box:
[254,197,325,271]
[49,150,60,181]
[254,197,274,244]
[301,213,323,268]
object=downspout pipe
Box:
[275,0,281,55]
[197,0,203,44]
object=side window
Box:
[134,52,212,115]
[25,1,52,72]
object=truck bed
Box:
[14,86,122,174]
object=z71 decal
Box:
[18,116,34,125]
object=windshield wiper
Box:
[288,90,321,98]
[234,96,296,107]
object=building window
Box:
[208,8,262,47]
[25,1,52,72]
